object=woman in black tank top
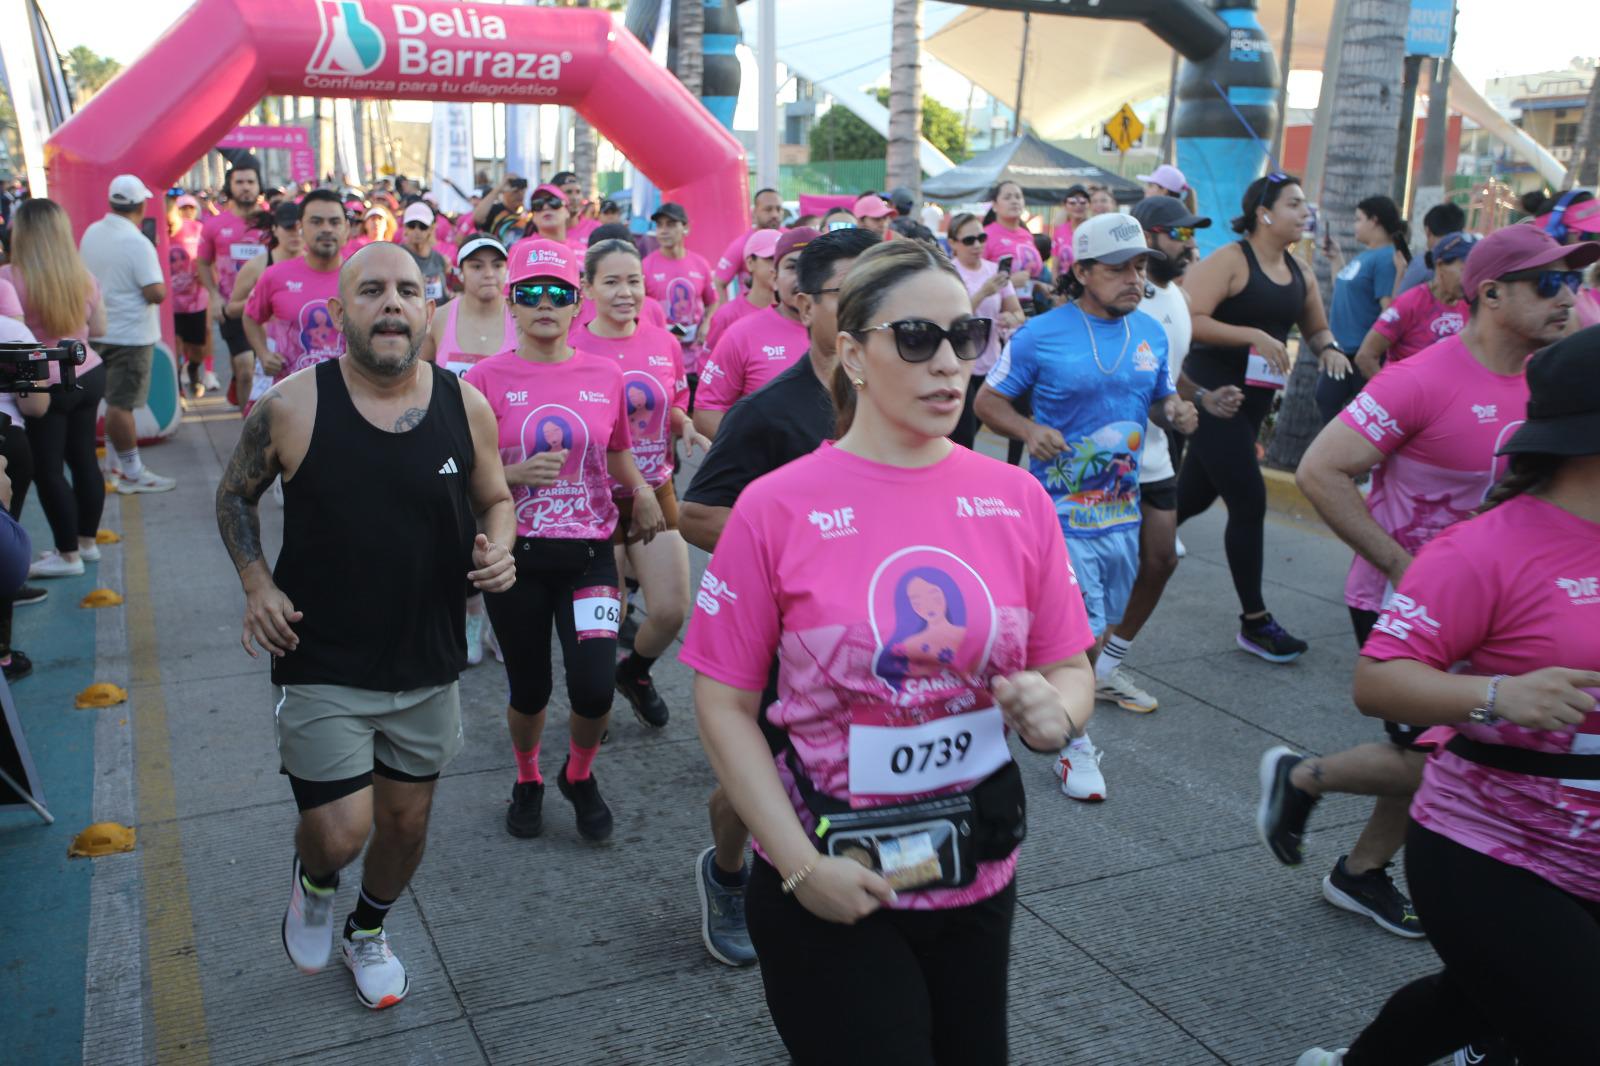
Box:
[1174,174,1337,663]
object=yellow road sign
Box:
[1104,103,1145,153]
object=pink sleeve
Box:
[244,268,272,324]
[670,344,690,412]
[700,258,718,306]
[703,302,731,354]
[644,300,667,328]
[714,233,744,284]
[1024,483,1095,665]
[461,361,488,394]
[1336,360,1422,456]
[607,383,632,453]
[0,278,22,320]
[696,333,743,412]
[196,219,216,264]
[1360,535,1490,668]
[679,505,782,691]
[1370,293,1407,343]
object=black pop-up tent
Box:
[923,132,1144,205]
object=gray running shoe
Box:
[696,846,755,967]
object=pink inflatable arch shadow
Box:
[45,0,749,260]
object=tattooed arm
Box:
[216,390,302,657]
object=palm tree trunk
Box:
[886,0,923,197]
[571,0,598,202]
[1266,0,1408,470]
[1571,66,1600,188]
[677,0,704,99]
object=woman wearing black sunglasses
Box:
[1179,172,1337,663]
[463,238,663,846]
[947,212,1024,448]
[684,240,1094,1064]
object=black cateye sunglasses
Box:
[529,196,564,211]
[854,318,992,362]
[956,233,988,246]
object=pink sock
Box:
[566,738,599,782]
[514,743,542,784]
[203,351,215,374]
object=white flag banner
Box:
[431,101,474,214]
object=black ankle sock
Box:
[344,885,396,938]
[710,860,749,888]
[299,859,339,891]
[623,651,658,680]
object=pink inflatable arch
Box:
[45,0,749,259]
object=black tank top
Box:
[1186,239,1307,385]
[272,360,477,691]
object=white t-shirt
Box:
[1137,281,1191,484]
[79,213,162,345]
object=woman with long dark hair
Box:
[0,198,107,579]
[981,181,1044,316]
[1300,325,1600,1065]
[946,212,1023,449]
[685,239,1094,1064]
[1316,194,1413,422]
[1177,173,1339,663]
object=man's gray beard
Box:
[347,327,420,378]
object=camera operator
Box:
[0,309,45,681]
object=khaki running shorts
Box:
[274,682,463,783]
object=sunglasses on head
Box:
[1154,226,1196,242]
[855,318,992,363]
[1065,197,1088,206]
[1252,172,1290,215]
[956,233,988,246]
[1501,268,1584,299]
[511,281,579,308]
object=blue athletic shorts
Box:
[1063,526,1141,636]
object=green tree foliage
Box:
[64,46,122,107]
[808,91,971,166]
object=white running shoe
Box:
[465,612,486,666]
[202,370,223,393]
[1174,534,1187,559]
[1296,1050,1346,1066]
[281,858,336,974]
[116,468,176,494]
[342,927,410,1009]
[29,551,85,578]
[78,543,101,562]
[1058,738,1107,802]
[1095,667,1159,713]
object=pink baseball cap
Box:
[852,193,893,219]
[1538,197,1600,236]
[531,183,567,205]
[507,237,579,288]
[743,228,781,259]
[774,226,819,265]
[401,202,435,227]
[175,194,199,210]
[1136,163,1188,194]
[1461,224,1600,297]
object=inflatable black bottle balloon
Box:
[1174,0,1281,257]
[623,0,743,131]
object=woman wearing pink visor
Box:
[464,239,664,845]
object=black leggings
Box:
[483,537,618,719]
[1175,378,1275,616]
[746,858,1015,1066]
[1344,823,1600,1065]
[0,420,33,654]
[26,363,106,553]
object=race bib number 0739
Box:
[848,706,1009,797]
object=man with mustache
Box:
[245,188,351,382]
[976,213,1198,803]
[216,241,516,1010]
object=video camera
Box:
[0,340,87,394]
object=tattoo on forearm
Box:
[393,408,427,432]
[216,391,280,572]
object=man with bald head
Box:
[216,239,517,1010]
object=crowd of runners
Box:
[2,153,1595,1063]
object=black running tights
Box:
[1175,382,1275,616]
[1343,823,1600,1065]
[25,363,106,553]
[746,858,1014,1066]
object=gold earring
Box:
[851,377,865,390]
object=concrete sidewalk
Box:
[3,386,1441,1065]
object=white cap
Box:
[1073,212,1165,266]
[108,174,154,207]
[402,201,435,227]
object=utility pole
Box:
[1011,11,1030,139]
[1392,54,1424,206]
[1414,2,1457,218]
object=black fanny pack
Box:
[1445,734,1600,780]
[785,749,1026,891]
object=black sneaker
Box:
[12,585,47,606]
[1237,612,1309,663]
[2,650,31,682]
[1322,856,1426,939]
[557,759,614,842]
[1256,746,1318,865]
[1452,1040,1517,1065]
[616,664,670,729]
[617,611,641,651]
[505,780,544,838]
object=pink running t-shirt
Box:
[245,258,345,375]
[570,323,688,489]
[197,210,266,301]
[702,293,765,356]
[983,221,1043,302]
[643,249,717,374]
[1362,493,1600,902]
[464,351,631,540]
[695,306,809,412]
[1337,335,1528,612]
[169,218,209,314]
[1050,221,1077,272]
[1369,283,1467,364]
[680,443,1095,910]
[714,226,758,286]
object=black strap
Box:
[1445,734,1600,780]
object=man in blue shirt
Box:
[976,212,1198,803]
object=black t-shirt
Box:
[683,352,835,508]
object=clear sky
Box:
[39,0,1599,101]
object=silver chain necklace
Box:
[1078,302,1131,375]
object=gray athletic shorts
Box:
[274,682,463,783]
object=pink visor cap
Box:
[852,193,893,219]
[1538,197,1600,236]
[507,238,580,288]
[743,228,782,259]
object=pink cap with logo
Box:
[532,183,567,204]
[852,193,892,219]
[507,237,579,287]
[1461,224,1600,296]
[743,228,781,259]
